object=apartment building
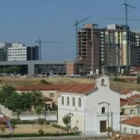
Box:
[0,43,39,61]
[130,32,140,66]
[78,24,100,75]
[8,43,27,61]
[99,24,129,73]
[78,24,140,75]
[0,43,13,61]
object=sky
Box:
[0,0,140,60]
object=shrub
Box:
[38,118,45,125]
[38,129,44,135]
[19,120,34,124]
[107,127,112,132]
[113,77,126,82]
[0,132,80,138]
[72,126,79,132]
[39,79,52,84]
[137,77,140,84]
[10,118,20,129]
[123,70,130,76]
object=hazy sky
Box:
[0,0,140,60]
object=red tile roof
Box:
[124,78,136,82]
[16,84,95,94]
[43,97,53,102]
[127,94,140,100]
[121,117,140,126]
[120,98,129,107]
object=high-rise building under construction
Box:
[77,24,140,75]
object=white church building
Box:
[58,76,120,134]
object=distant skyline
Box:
[0,0,140,60]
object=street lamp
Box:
[98,102,110,138]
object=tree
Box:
[10,119,19,130]
[16,109,22,119]
[31,91,43,107]
[137,77,140,84]
[35,105,42,118]
[38,118,45,125]
[62,113,73,131]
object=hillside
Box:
[0,76,94,87]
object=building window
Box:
[49,93,54,97]
[130,110,134,115]
[78,98,81,107]
[123,128,127,133]
[62,96,64,105]
[67,97,70,106]
[131,129,133,134]
[101,107,105,113]
[72,97,75,106]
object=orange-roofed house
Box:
[58,76,120,135]
[16,83,95,110]
[120,90,140,99]
[121,117,140,135]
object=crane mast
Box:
[36,38,61,60]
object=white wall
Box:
[86,76,120,134]
[121,124,140,135]
[58,93,86,132]
[8,46,27,61]
[58,76,120,134]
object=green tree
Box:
[3,66,20,74]
[35,105,42,118]
[16,109,22,119]
[32,91,43,107]
[137,77,140,84]
[10,119,20,130]
[62,113,73,131]
[38,129,44,135]
[38,118,45,125]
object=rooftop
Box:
[120,98,129,107]
[16,83,95,94]
[121,117,140,126]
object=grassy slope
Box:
[0,76,94,87]
[110,79,140,92]
[0,76,139,92]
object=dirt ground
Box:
[1,124,66,134]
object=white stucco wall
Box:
[121,124,140,135]
[86,76,120,134]
[58,76,120,134]
[58,93,86,132]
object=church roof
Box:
[16,83,95,94]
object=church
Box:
[58,76,120,134]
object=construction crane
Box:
[122,0,137,68]
[104,0,137,70]
[73,17,91,62]
[36,38,61,60]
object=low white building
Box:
[121,117,140,135]
[58,76,120,134]
[7,43,27,61]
